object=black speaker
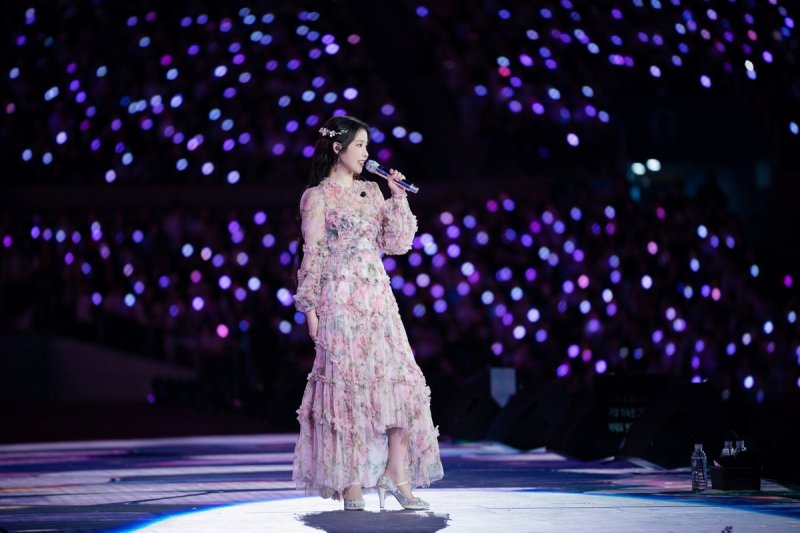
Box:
[486,380,569,450]
[548,374,672,461]
[439,371,500,441]
[621,381,726,468]
[546,391,604,460]
[762,414,800,484]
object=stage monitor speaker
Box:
[547,374,671,461]
[545,392,602,460]
[439,371,500,441]
[762,416,800,484]
[486,380,569,450]
[621,381,726,468]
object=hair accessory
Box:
[319,127,348,138]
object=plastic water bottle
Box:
[691,444,708,493]
[719,440,735,466]
[721,440,735,458]
[734,440,747,455]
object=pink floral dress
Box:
[292,177,444,500]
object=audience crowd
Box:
[2,0,799,425]
[2,0,418,185]
[2,178,798,423]
[2,0,797,185]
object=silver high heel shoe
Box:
[343,484,365,511]
[377,474,430,510]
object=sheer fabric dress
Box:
[292,177,444,500]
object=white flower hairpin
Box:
[319,127,347,137]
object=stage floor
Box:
[0,435,798,532]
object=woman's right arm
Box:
[293,187,325,340]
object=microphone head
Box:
[364,159,380,173]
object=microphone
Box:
[364,160,419,194]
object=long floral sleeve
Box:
[293,187,326,313]
[374,183,418,255]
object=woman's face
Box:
[336,128,369,175]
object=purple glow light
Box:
[276,288,293,307]
[445,225,462,240]
[566,345,579,359]
[402,283,416,297]
[430,284,445,299]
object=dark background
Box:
[2,0,799,482]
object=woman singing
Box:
[292,115,444,510]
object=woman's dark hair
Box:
[306,115,370,189]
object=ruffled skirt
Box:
[292,273,444,500]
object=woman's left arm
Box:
[373,174,418,255]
